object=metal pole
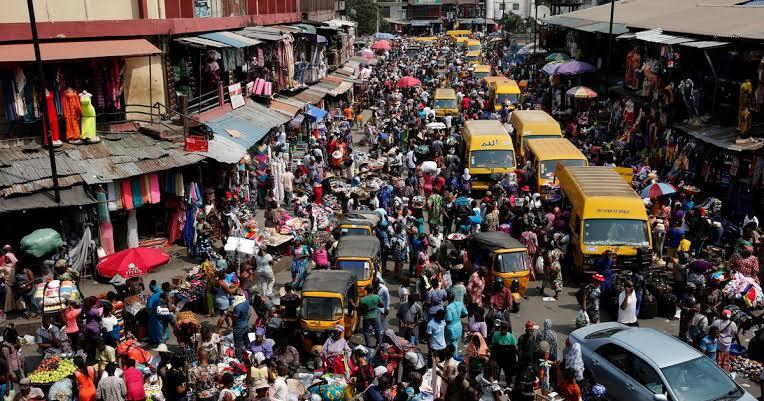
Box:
[27,0,60,203]
[604,0,615,90]
[533,0,538,53]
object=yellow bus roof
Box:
[466,50,481,57]
[494,80,521,94]
[483,76,509,86]
[446,30,472,37]
[463,120,514,150]
[556,166,647,220]
[413,36,437,42]
[456,37,469,44]
[434,88,457,99]
[467,39,481,46]
[510,110,562,136]
[526,138,587,161]
[474,65,491,73]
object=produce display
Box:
[729,355,763,380]
[28,356,76,384]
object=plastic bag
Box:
[576,309,590,328]
[20,228,63,258]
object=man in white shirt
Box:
[281,169,294,207]
[617,281,639,326]
[255,248,275,297]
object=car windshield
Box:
[539,159,587,179]
[495,251,528,273]
[340,228,370,236]
[302,297,343,321]
[583,219,650,247]
[337,260,371,280]
[661,357,741,401]
[497,93,519,105]
[434,99,457,109]
[470,150,516,168]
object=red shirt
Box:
[557,381,581,401]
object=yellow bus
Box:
[509,110,563,160]
[525,138,588,199]
[467,39,481,51]
[465,50,481,64]
[555,165,652,272]
[433,88,459,117]
[412,36,438,43]
[473,64,491,80]
[489,77,521,111]
[446,30,472,39]
[463,120,517,190]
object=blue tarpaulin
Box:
[304,105,328,121]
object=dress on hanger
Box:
[80,93,97,141]
[63,89,82,141]
[43,90,60,144]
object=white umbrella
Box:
[426,122,447,130]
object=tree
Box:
[500,11,528,33]
[346,0,380,35]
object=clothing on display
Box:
[63,88,82,141]
[43,90,61,145]
[127,210,139,249]
[79,91,97,141]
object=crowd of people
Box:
[1,30,764,401]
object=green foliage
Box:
[500,12,528,33]
[347,0,380,35]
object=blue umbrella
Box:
[556,60,596,75]
[541,61,564,75]
[373,32,395,40]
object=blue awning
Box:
[205,116,270,149]
[198,32,261,48]
[304,105,328,120]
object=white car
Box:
[569,322,756,401]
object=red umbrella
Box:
[97,247,171,278]
[370,40,391,51]
[396,76,422,88]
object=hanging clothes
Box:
[79,92,97,141]
[141,175,152,205]
[63,89,82,141]
[131,177,144,208]
[149,174,161,204]
[106,182,120,211]
[43,90,61,144]
[126,210,139,249]
[120,180,134,210]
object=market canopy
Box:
[0,39,161,62]
[197,31,262,48]
[304,105,328,120]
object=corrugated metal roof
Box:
[0,39,162,63]
[270,99,302,117]
[198,32,258,48]
[197,134,247,164]
[577,22,629,34]
[0,132,203,193]
[293,88,325,105]
[551,0,764,40]
[175,36,229,48]
[1,175,84,197]
[0,185,96,213]
[680,40,731,49]
[674,123,764,152]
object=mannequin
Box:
[43,89,62,146]
[79,90,100,143]
[63,88,82,142]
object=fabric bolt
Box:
[63,89,82,140]
[131,177,144,208]
[43,90,60,143]
[127,210,139,249]
[164,172,176,194]
[106,182,120,211]
[141,175,152,205]
[149,174,161,204]
[175,173,185,197]
[96,191,110,222]
[80,94,97,140]
[100,222,115,256]
[120,180,134,210]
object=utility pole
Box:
[603,0,616,91]
[27,0,60,203]
[533,0,538,53]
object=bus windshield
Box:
[470,150,516,168]
[539,159,587,179]
[337,260,371,280]
[496,251,528,273]
[583,219,650,247]
[497,93,519,105]
[434,99,457,109]
[302,297,343,321]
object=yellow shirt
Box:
[678,239,691,252]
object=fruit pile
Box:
[29,356,76,384]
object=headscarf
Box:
[534,319,559,360]
[463,168,471,181]
[465,333,489,360]
[564,343,584,382]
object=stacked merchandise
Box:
[34,280,81,313]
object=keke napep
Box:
[300,270,359,348]
[468,232,532,295]
[334,236,381,296]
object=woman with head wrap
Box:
[534,319,559,361]
[465,332,490,375]
[322,325,351,374]
[563,342,585,383]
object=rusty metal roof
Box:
[0,132,203,195]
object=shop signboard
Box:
[228,83,245,109]
[185,135,209,152]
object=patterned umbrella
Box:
[373,32,395,40]
[359,49,374,59]
[396,76,422,88]
[541,61,565,75]
[517,44,547,55]
[556,60,596,75]
[566,86,598,99]
[640,182,678,199]
[545,52,570,62]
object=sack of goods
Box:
[422,161,438,174]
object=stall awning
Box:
[289,114,305,128]
[674,123,764,152]
[576,22,628,34]
[205,116,271,150]
[0,39,161,62]
[198,134,247,164]
[0,185,96,213]
[304,105,328,120]
[329,81,353,96]
[198,31,262,48]
[270,98,304,116]
[680,40,731,49]
[293,23,318,34]
[175,36,230,48]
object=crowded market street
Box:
[3,8,764,401]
